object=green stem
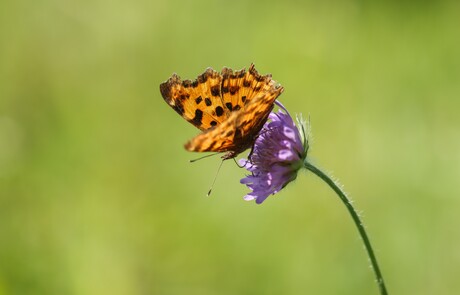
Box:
[304,160,388,295]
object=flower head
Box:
[240,102,309,204]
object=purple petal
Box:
[239,102,307,204]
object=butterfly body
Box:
[160,64,283,159]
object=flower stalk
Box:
[303,160,388,295]
[240,101,388,294]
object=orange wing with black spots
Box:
[160,68,226,131]
[160,64,284,159]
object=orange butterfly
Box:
[160,64,284,160]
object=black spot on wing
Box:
[172,101,184,116]
[226,103,233,111]
[195,96,202,104]
[197,72,208,83]
[206,140,217,151]
[211,85,220,96]
[210,120,217,126]
[229,86,239,95]
[256,75,265,82]
[192,109,203,126]
[205,97,212,106]
[215,106,224,116]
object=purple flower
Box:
[240,101,309,204]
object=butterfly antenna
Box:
[189,153,220,163]
[207,159,225,197]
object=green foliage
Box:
[1,0,459,294]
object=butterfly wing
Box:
[161,64,284,159]
[184,86,283,157]
[160,68,228,131]
[184,111,239,153]
[220,63,278,114]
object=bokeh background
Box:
[1,0,459,294]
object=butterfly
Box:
[160,64,284,160]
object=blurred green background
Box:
[1,0,459,294]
